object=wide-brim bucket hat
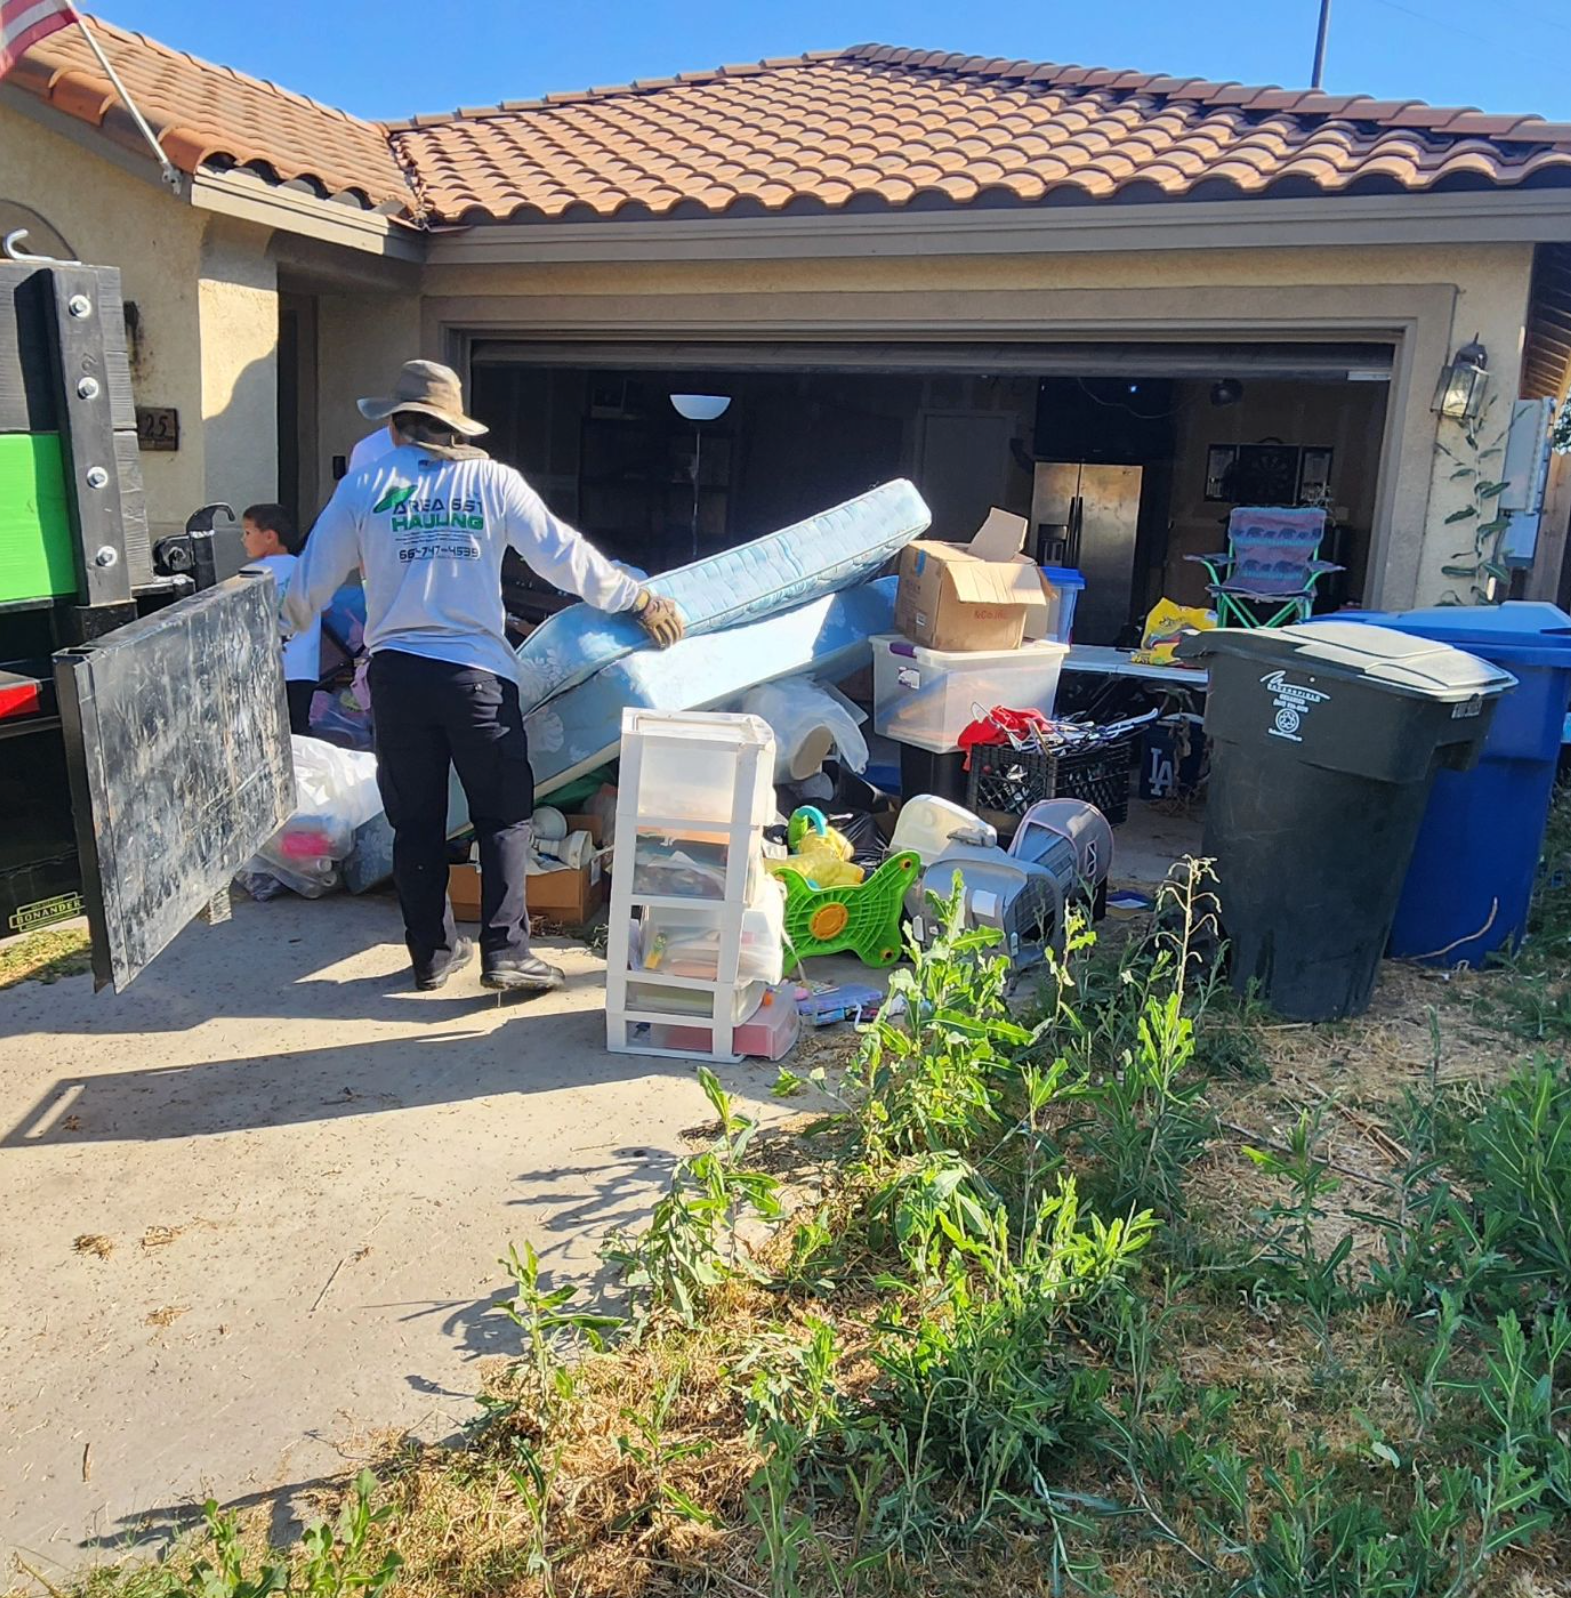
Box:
[357,359,488,437]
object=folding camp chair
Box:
[1186,506,1341,629]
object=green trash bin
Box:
[1177,622,1516,1020]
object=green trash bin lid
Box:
[1179,622,1517,703]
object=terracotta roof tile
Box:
[392,50,1571,220]
[13,23,1571,226]
[13,15,413,211]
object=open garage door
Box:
[468,336,1395,643]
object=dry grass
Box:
[381,1285,779,1598]
[0,924,91,989]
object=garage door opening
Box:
[470,349,1391,645]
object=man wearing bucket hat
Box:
[285,360,684,994]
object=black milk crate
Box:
[966,737,1135,826]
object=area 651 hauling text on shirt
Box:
[284,445,642,684]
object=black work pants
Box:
[368,650,535,969]
[285,680,315,737]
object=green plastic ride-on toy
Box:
[768,806,918,971]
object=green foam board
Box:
[0,432,75,604]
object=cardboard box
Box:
[894,508,1047,651]
[448,814,609,928]
[524,851,607,925]
[448,862,483,922]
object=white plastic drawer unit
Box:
[606,708,779,1064]
[634,879,785,985]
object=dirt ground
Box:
[0,893,811,1576]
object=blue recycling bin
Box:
[1319,603,1571,966]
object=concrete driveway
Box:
[0,893,793,1573]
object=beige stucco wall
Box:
[421,244,1528,301]
[0,99,282,544]
[424,242,1537,607]
[199,219,279,517]
[309,288,424,516]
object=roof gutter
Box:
[424,186,1571,265]
[2,87,422,262]
[189,169,424,261]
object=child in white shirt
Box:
[242,503,321,736]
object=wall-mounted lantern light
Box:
[1433,336,1489,422]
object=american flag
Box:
[0,0,77,81]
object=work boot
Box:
[481,951,565,994]
[413,937,475,991]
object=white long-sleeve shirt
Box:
[244,553,320,682]
[285,445,642,683]
[348,426,393,472]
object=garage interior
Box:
[468,342,1394,643]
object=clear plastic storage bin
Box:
[629,826,755,901]
[623,978,767,1024]
[872,634,1070,753]
[654,984,799,1060]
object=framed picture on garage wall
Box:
[1204,444,1237,501]
[1298,447,1334,505]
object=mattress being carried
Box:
[528,576,896,796]
[342,579,898,892]
[514,478,928,711]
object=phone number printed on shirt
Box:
[398,540,481,563]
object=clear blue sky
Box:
[97,0,1571,123]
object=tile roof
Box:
[388,45,1571,222]
[8,14,414,212]
[11,26,1571,228]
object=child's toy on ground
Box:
[766,805,865,888]
[796,982,885,1026]
[775,849,919,971]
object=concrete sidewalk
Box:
[0,894,793,1573]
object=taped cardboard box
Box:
[449,814,609,926]
[894,509,1048,651]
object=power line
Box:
[1369,0,1495,52]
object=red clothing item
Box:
[956,705,1056,770]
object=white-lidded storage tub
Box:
[871,635,1070,753]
